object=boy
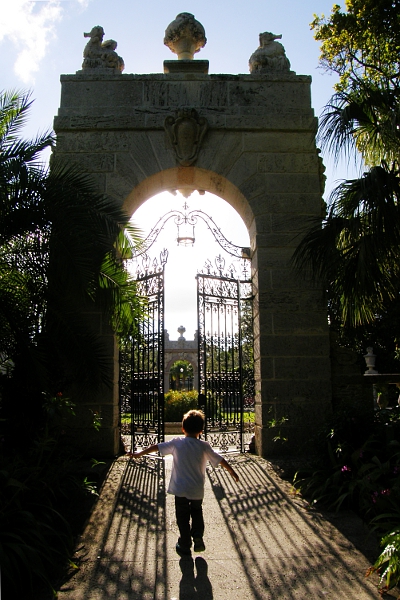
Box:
[128,409,239,556]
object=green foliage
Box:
[0,90,137,596]
[164,390,198,422]
[292,401,400,594]
[89,409,103,431]
[293,133,400,328]
[265,407,289,443]
[311,0,400,92]
[169,360,194,390]
[0,454,101,598]
[42,391,76,420]
[0,394,106,598]
[240,411,255,424]
[293,2,400,354]
[293,403,400,511]
[0,89,143,423]
[316,84,400,169]
[367,529,400,594]
[327,301,400,375]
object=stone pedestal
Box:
[163,60,209,74]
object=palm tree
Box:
[292,82,400,328]
[0,90,142,440]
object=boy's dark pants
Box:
[175,496,204,549]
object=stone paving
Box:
[57,450,398,599]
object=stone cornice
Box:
[61,72,312,83]
[54,112,317,132]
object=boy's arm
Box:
[127,444,159,458]
[220,457,239,482]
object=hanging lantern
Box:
[176,202,195,246]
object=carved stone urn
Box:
[364,346,378,374]
[164,13,206,60]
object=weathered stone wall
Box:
[54,68,332,457]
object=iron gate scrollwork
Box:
[197,255,254,452]
[119,251,167,451]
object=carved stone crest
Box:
[164,109,208,166]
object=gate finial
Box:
[164,13,207,60]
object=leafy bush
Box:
[367,529,400,595]
[0,457,75,598]
[164,390,198,422]
[292,402,400,593]
[367,487,400,594]
[0,395,105,598]
[0,90,133,598]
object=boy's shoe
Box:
[176,543,191,557]
[193,537,206,552]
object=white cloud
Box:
[0,1,66,83]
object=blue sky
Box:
[1,0,345,157]
[1,0,355,336]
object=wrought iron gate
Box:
[119,251,167,451]
[119,206,254,454]
[197,255,254,452]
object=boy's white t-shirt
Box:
[158,436,222,500]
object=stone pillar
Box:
[66,315,120,457]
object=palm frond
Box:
[318,91,366,164]
[0,91,146,397]
[1,135,54,165]
[293,163,400,326]
[318,85,400,167]
[332,165,400,239]
[0,90,33,143]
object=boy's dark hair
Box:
[182,409,205,434]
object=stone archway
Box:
[53,17,332,457]
[164,327,198,393]
[123,167,253,230]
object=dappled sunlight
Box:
[58,454,388,599]
[207,454,380,599]
[97,458,167,597]
[59,457,167,599]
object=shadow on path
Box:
[60,457,168,599]
[206,454,389,599]
[179,556,213,599]
[58,454,399,599]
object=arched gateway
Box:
[53,15,332,457]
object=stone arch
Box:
[122,167,254,234]
[126,170,256,425]
[164,357,197,391]
[54,54,333,458]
